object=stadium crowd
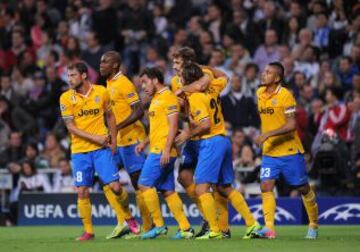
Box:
[1,0,360,224]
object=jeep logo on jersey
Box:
[231,204,296,223]
[259,107,274,115]
[78,108,100,117]
[319,203,360,221]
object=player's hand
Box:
[135,142,146,155]
[106,136,117,154]
[255,133,269,146]
[92,135,109,146]
[160,150,170,167]
[175,88,184,97]
[175,129,190,146]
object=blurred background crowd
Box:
[1,0,360,224]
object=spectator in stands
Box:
[11,67,34,97]
[257,1,284,42]
[345,73,360,102]
[52,158,75,192]
[292,71,308,99]
[17,159,52,193]
[41,132,66,168]
[318,70,341,98]
[241,63,260,96]
[313,13,331,52]
[283,16,301,48]
[337,56,360,92]
[231,128,248,159]
[204,4,225,45]
[81,31,105,71]
[119,0,154,75]
[224,43,251,76]
[312,86,351,154]
[253,29,281,71]
[91,0,117,47]
[291,28,313,60]
[1,72,21,106]
[23,142,49,169]
[0,131,24,168]
[294,45,320,80]
[221,74,259,129]
[0,98,11,152]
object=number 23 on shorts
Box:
[260,167,271,178]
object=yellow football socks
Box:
[78,198,94,234]
[165,193,191,231]
[185,183,204,216]
[302,189,319,229]
[228,190,255,227]
[262,191,276,230]
[135,190,153,232]
[103,185,126,224]
[199,193,220,233]
[142,188,165,227]
[214,192,229,232]
[118,189,132,220]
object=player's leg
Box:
[216,137,261,239]
[178,140,208,237]
[94,148,140,236]
[158,159,194,239]
[121,144,153,233]
[194,137,224,240]
[138,153,167,239]
[282,154,318,239]
[252,155,281,239]
[102,149,129,237]
[213,190,229,237]
[71,153,95,241]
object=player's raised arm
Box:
[179,73,211,93]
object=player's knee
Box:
[178,169,193,187]
[77,187,89,199]
[138,184,148,192]
[195,184,209,197]
[260,181,275,192]
[216,185,231,198]
[162,190,175,198]
[130,172,140,191]
[109,182,122,195]
[297,183,310,195]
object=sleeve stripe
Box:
[285,108,296,114]
[167,111,179,116]
[62,115,74,119]
[129,100,140,105]
[199,116,210,122]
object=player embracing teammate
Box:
[59,49,318,241]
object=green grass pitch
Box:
[1,226,359,252]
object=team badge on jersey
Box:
[272,99,277,105]
[95,95,100,103]
[70,95,76,103]
[60,104,66,112]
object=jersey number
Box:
[210,97,221,124]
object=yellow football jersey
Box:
[107,73,146,147]
[148,88,179,156]
[187,91,226,139]
[59,84,110,154]
[257,85,304,157]
[170,67,215,92]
